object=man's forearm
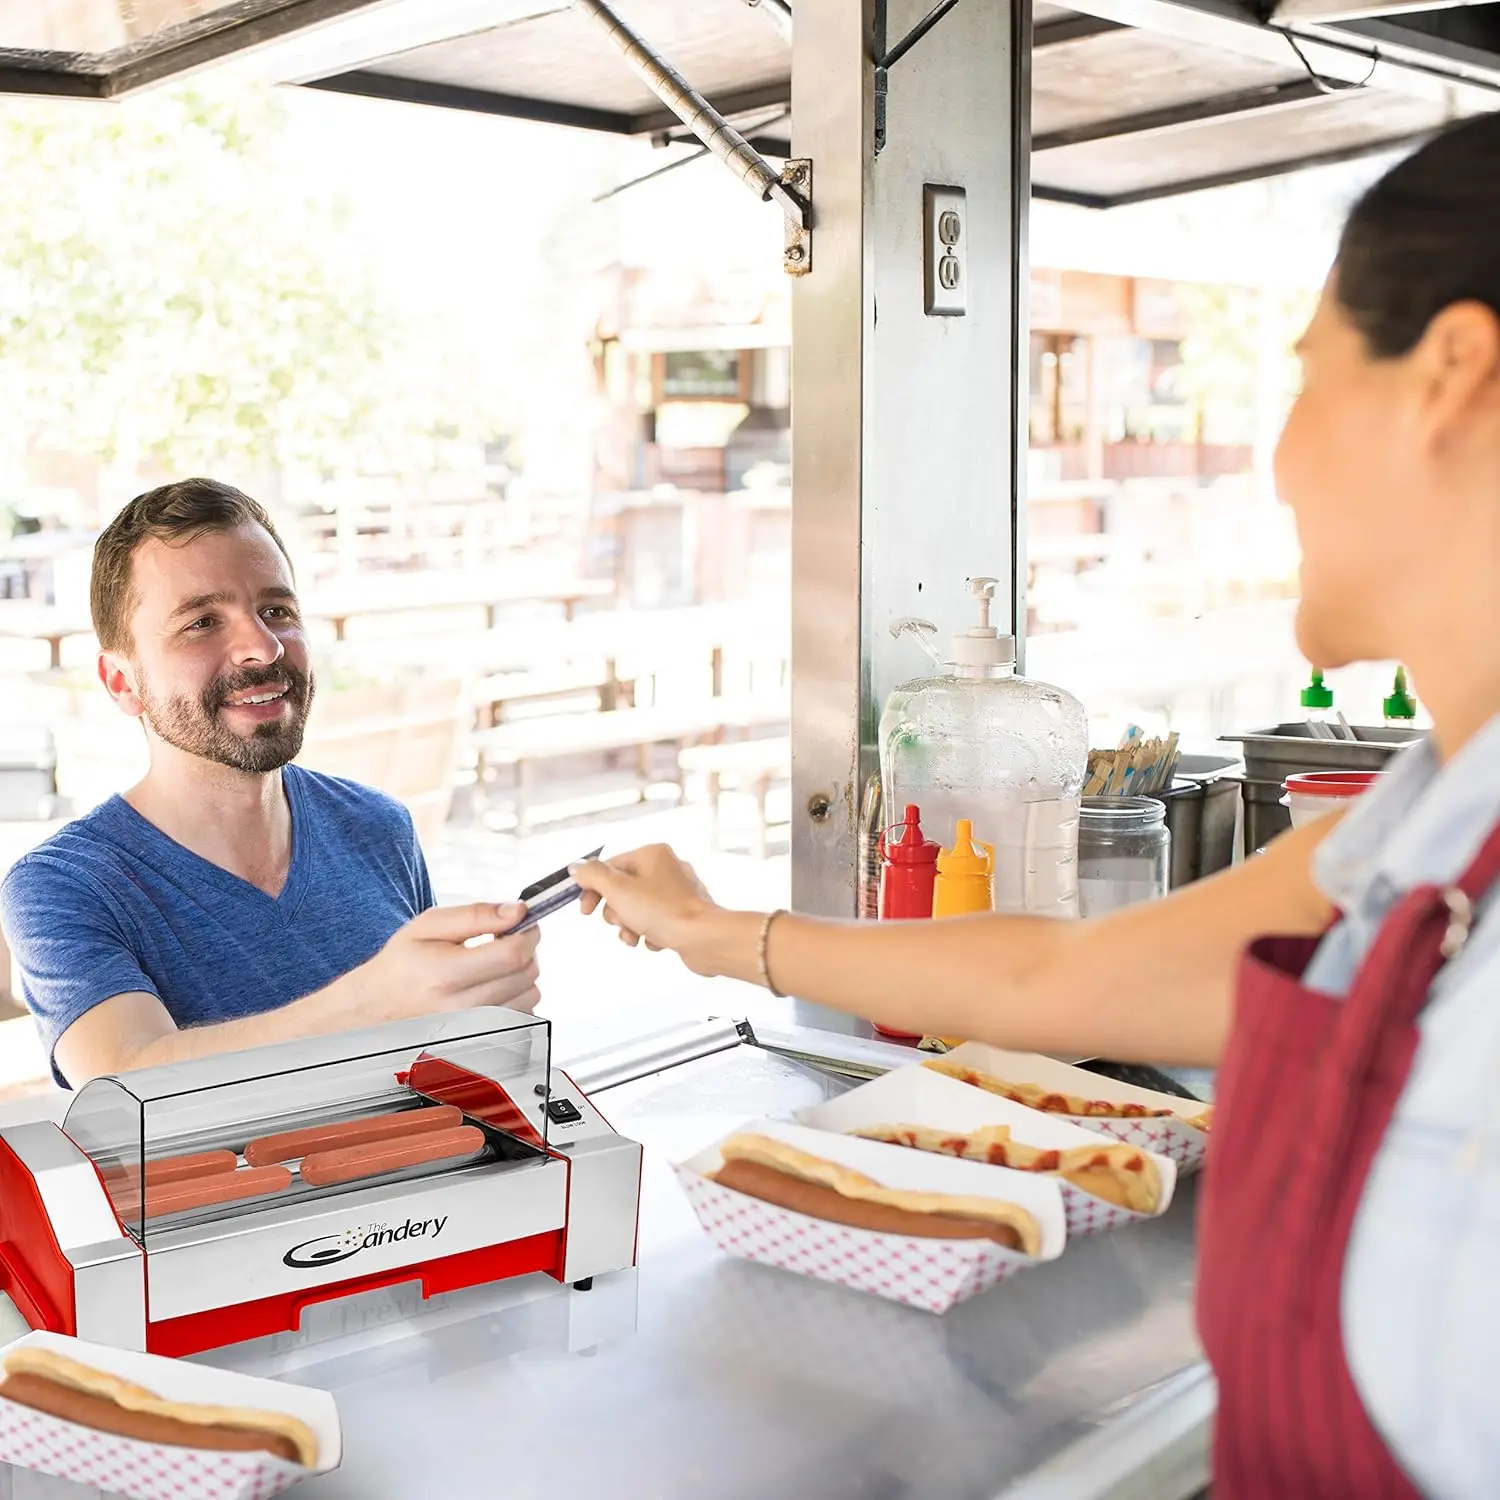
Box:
[121,965,372,1072]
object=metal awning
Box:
[1,0,1499,206]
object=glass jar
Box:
[1077,797,1170,919]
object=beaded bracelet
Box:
[758,909,787,997]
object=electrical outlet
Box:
[923,184,966,316]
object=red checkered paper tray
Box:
[794,1064,1177,1238]
[0,1331,342,1500]
[929,1043,1212,1172]
[674,1118,1066,1313]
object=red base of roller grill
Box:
[2,1130,568,1356]
[147,1228,566,1357]
[0,1134,76,1338]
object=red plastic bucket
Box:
[1283,770,1382,828]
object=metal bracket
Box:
[575,0,813,276]
[873,0,963,155]
[782,159,813,275]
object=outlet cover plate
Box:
[923,184,966,317]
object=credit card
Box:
[505,847,604,935]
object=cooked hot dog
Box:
[142,1150,239,1186]
[710,1134,1041,1253]
[113,1165,293,1222]
[109,1150,240,1188]
[243,1106,464,1166]
[299,1124,487,1187]
[0,1348,317,1465]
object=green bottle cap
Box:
[1301,669,1334,710]
[1383,666,1417,721]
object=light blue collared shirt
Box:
[1303,714,1500,1499]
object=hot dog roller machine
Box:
[0,1008,642,1356]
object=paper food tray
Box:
[793,1064,1177,1237]
[0,1330,341,1500]
[928,1043,1211,1172]
[675,1118,1066,1314]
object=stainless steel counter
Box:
[181,1041,1211,1500]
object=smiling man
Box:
[0,478,539,1087]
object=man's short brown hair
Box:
[90,478,292,653]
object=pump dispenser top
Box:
[949,577,1016,673]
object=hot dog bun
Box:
[0,1349,318,1466]
[924,1060,1180,1120]
[851,1122,1162,1213]
[711,1133,1041,1254]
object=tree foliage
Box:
[0,86,503,482]
[1176,283,1317,447]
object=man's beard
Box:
[137,663,315,774]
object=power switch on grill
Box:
[546,1097,583,1125]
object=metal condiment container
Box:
[1219,723,1422,852]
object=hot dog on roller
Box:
[0,1348,318,1465]
[299,1124,487,1187]
[243,1105,465,1166]
[710,1133,1042,1253]
[101,1150,239,1191]
[850,1123,1163,1213]
[111,1165,294,1222]
[924,1059,1213,1129]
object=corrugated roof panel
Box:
[1032,25,1304,137]
[1033,86,1460,200]
[364,0,788,119]
[0,0,293,75]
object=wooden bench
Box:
[471,663,634,728]
[473,696,788,837]
[296,678,466,847]
[679,736,790,859]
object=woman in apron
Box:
[572,114,1500,1497]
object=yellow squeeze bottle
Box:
[932,819,994,918]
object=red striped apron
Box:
[1196,821,1500,1497]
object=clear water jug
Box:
[878,577,1089,917]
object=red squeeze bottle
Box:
[873,805,939,1039]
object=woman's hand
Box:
[571,846,760,980]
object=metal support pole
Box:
[791,0,1025,950]
[745,0,794,43]
[573,0,811,271]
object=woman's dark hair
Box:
[1336,113,1500,359]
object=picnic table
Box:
[366,604,788,725]
[471,662,635,728]
[0,605,91,670]
[306,573,614,640]
[562,604,790,700]
[473,695,788,837]
[678,735,791,859]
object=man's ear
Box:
[98,651,144,720]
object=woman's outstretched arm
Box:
[572,814,1339,1068]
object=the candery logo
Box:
[282,1215,448,1270]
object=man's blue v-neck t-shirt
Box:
[0,765,435,1084]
